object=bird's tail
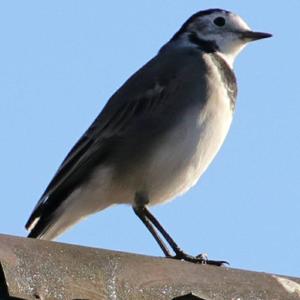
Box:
[26,212,65,240]
[26,207,74,240]
[26,194,112,240]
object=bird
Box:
[26,8,271,265]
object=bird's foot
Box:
[169,251,229,266]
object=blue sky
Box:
[0,1,299,277]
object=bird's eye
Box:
[213,17,226,27]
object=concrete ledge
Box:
[0,234,299,299]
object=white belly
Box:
[146,56,234,205]
[146,107,232,205]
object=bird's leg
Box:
[141,206,184,255]
[143,206,228,266]
[133,193,172,257]
[133,206,172,257]
[134,193,227,266]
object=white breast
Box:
[147,53,234,205]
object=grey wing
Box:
[25,47,208,233]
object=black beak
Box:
[240,31,272,41]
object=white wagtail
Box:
[26,9,271,265]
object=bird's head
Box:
[167,9,272,67]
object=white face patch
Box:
[204,12,251,66]
[181,11,253,67]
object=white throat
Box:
[216,41,247,68]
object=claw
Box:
[205,259,229,266]
[196,253,229,266]
[196,252,208,261]
[168,250,229,267]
